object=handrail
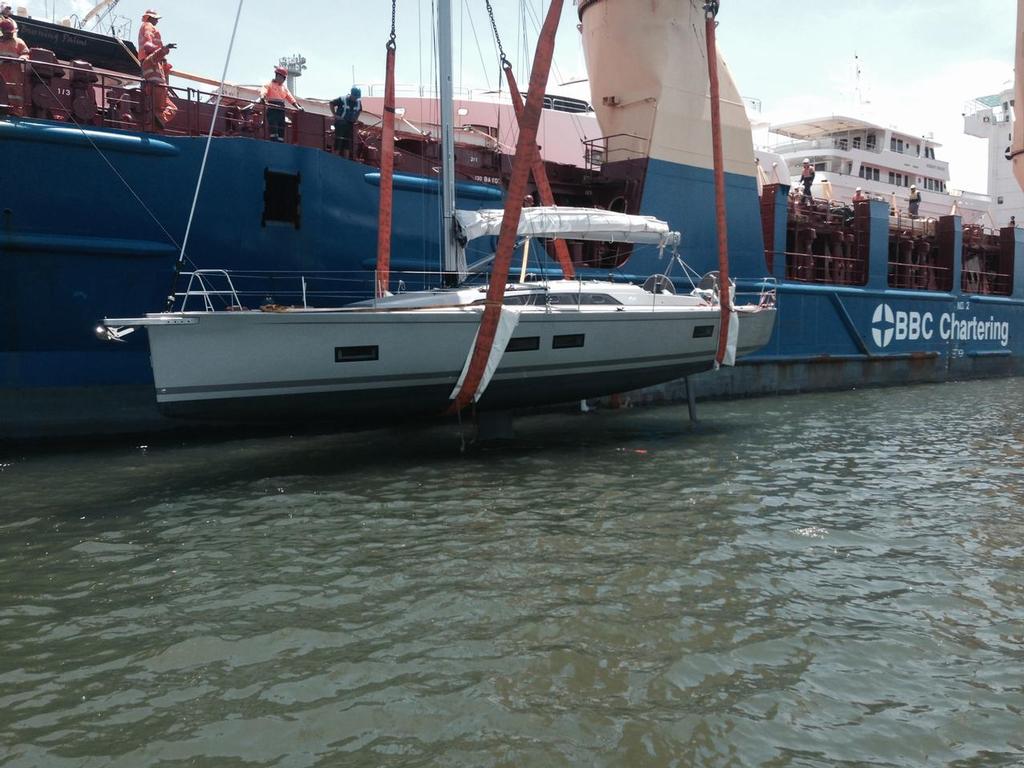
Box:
[581,132,649,169]
[0,52,336,148]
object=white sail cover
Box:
[449,306,523,403]
[455,207,681,247]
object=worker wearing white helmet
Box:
[799,158,815,202]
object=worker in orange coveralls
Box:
[137,9,177,127]
[259,65,302,142]
[0,17,28,113]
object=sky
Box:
[24,0,1016,193]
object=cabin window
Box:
[852,137,862,149]
[552,333,585,349]
[335,345,378,362]
[860,165,880,182]
[866,134,876,150]
[506,336,540,352]
[692,325,715,338]
[998,196,1004,205]
[263,170,301,228]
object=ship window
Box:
[852,137,861,149]
[506,336,540,352]
[552,333,585,349]
[693,325,714,338]
[866,134,876,150]
[335,345,378,362]
[998,196,1004,205]
[263,170,301,228]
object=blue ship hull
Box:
[0,119,501,438]
[619,159,1024,399]
[3,123,1024,439]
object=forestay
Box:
[455,207,682,247]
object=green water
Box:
[2,381,1023,766]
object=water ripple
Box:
[2,380,1024,766]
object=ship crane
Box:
[75,0,118,30]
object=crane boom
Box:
[80,0,118,28]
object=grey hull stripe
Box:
[160,351,712,396]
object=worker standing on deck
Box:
[0,18,28,114]
[908,184,921,218]
[260,65,302,142]
[329,86,362,158]
[800,158,815,203]
[137,9,178,128]
[853,187,866,203]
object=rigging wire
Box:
[168,0,246,309]
[463,1,493,94]
[520,1,591,148]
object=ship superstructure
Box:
[964,88,1023,227]
[770,115,990,225]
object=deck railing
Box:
[0,53,338,150]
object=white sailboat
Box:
[99,0,776,427]
[102,207,774,422]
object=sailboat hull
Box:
[139,305,775,424]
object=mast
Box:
[437,0,460,276]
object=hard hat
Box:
[142,9,161,19]
[0,18,13,32]
[274,65,288,77]
[856,187,862,191]
[910,184,916,189]
[350,86,361,98]
[802,158,810,163]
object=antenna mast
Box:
[278,54,307,97]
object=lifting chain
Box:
[388,0,396,49]
[485,0,510,70]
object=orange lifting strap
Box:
[502,63,575,279]
[448,0,564,415]
[704,2,733,366]
[375,34,397,297]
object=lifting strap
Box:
[502,63,575,279]
[704,1,733,367]
[448,0,564,414]
[375,8,398,297]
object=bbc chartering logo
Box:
[871,303,895,348]
[870,303,1009,349]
